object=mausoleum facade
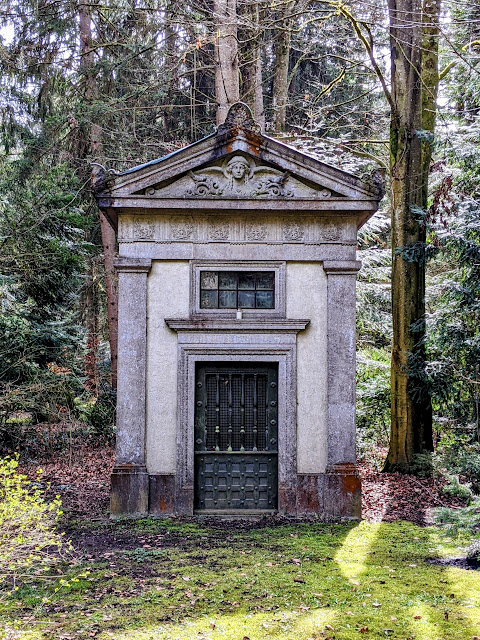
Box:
[95,103,384,519]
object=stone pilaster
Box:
[323,260,362,519]
[110,257,152,517]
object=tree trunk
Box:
[214,0,240,125]
[239,0,264,128]
[421,0,440,195]
[384,0,437,471]
[80,1,118,389]
[162,3,178,139]
[272,5,293,133]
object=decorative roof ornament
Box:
[217,102,262,136]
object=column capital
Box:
[323,260,362,275]
[114,257,152,273]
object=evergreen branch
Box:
[337,144,389,168]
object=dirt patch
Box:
[427,556,480,571]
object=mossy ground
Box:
[1,519,479,640]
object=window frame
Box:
[190,261,286,319]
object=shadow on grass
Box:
[4,518,480,640]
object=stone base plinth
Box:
[296,463,361,520]
[149,474,176,515]
[110,465,361,520]
[324,463,362,520]
[110,465,149,517]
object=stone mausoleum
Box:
[95,103,384,519]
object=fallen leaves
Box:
[20,447,465,525]
[359,466,466,525]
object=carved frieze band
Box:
[133,219,154,240]
[170,217,195,240]
[118,215,355,245]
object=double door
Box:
[194,363,278,511]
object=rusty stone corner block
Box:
[324,462,362,521]
[296,474,326,515]
[110,464,149,518]
[149,474,176,516]
[278,482,297,515]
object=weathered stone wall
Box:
[286,262,328,474]
[143,258,329,478]
[146,260,189,474]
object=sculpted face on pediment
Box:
[136,154,341,200]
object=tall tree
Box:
[239,0,265,127]
[272,2,294,133]
[383,0,439,470]
[214,0,240,124]
[333,0,439,470]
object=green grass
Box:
[1,520,480,640]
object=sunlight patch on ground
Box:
[109,608,337,640]
[334,520,381,580]
[3,522,480,640]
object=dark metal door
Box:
[194,363,278,511]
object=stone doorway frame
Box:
[169,330,304,515]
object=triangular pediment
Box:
[130,152,345,200]
[96,104,384,202]
[94,104,384,231]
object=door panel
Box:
[194,363,278,511]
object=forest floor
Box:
[1,446,478,640]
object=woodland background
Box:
[0,0,480,501]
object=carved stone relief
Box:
[322,221,342,241]
[170,217,195,240]
[133,219,155,240]
[120,215,354,246]
[218,102,262,135]
[208,219,230,241]
[139,154,337,199]
[185,156,293,198]
[245,220,268,241]
[282,221,305,242]
[187,173,224,197]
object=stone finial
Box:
[91,162,120,194]
[217,102,262,136]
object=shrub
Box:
[356,349,391,466]
[433,441,480,492]
[433,497,480,535]
[87,390,116,444]
[0,457,67,585]
[442,475,474,502]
